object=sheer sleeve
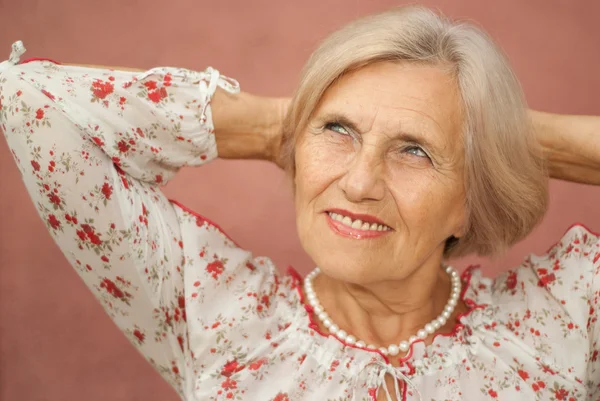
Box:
[0,41,242,397]
[578,228,600,399]
[532,224,600,399]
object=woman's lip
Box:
[326,208,388,226]
[325,213,391,239]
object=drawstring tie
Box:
[204,66,239,95]
[9,41,26,64]
[198,66,239,123]
[1,41,26,71]
[353,359,422,401]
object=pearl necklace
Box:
[303,265,462,356]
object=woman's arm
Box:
[531,110,600,185]
[62,62,287,166]
[0,44,282,396]
[211,89,288,166]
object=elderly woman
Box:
[1,6,599,401]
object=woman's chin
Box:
[299,221,394,283]
[311,254,378,284]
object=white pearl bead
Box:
[301,265,461,357]
[388,345,399,356]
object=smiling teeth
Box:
[328,212,390,231]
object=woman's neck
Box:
[307,264,467,354]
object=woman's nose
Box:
[337,150,386,203]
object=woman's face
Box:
[294,61,467,284]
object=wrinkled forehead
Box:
[312,62,465,153]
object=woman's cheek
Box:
[387,166,463,231]
[298,139,354,183]
[387,167,438,205]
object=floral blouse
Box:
[1,41,599,401]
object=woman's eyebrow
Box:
[317,111,440,151]
[317,112,361,133]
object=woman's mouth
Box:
[325,211,392,239]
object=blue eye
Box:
[325,122,349,136]
[405,146,429,158]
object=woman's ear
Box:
[453,221,468,239]
[448,203,468,240]
[444,235,459,255]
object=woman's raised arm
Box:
[61,61,287,166]
[0,41,283,397]
[531,110,600,185]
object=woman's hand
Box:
[212,89,290,168]
[531,110,600,185]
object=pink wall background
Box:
[1,0,599,400]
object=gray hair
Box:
[282,5,548,257]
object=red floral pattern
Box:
[1,43,599,401]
